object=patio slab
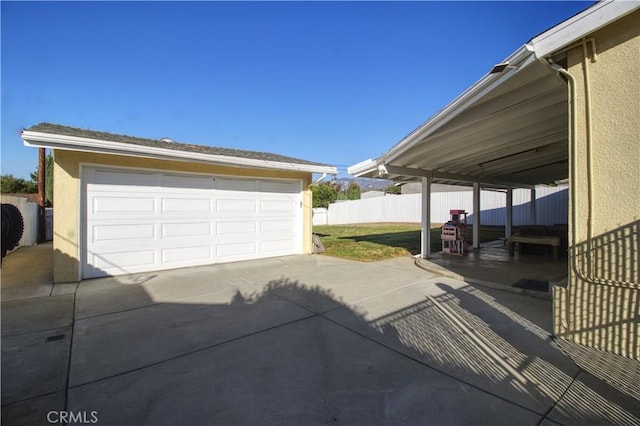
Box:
[417,241,568,299]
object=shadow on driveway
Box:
[2,251,640,425]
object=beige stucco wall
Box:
[53,150,313,283]
[553,10,640,359]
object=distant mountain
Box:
[333,177,392,192]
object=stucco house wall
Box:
[53,150,313,283]
[553,10,640,359]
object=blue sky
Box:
[1,1,593,179]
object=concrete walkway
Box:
[2,245,639,425]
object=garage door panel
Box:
[161,222,212,238]
[261,239,295,254]
[216,199,257,214]
[161,198,212,214]
[216,178,257,192]
[161,245,212,264]
[216,242,258,259]
[92,196,156,215]
[84,167,301,278]
[92,169,157,188]
[161,174,213,190]
[89,249,156,270]
[260,180,299,194]
[216,221,257,235]
[92,223,156,243]
[260,199,295,214]
[261,220,294,232]
[261,232,295,244]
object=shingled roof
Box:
[25,122,331,168]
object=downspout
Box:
[37,147,47,243]
[549,55,635,289]
[308,173,328,188]
[582,38,596,277]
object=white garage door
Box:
[83,166,302,278]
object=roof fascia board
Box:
[22,130,337,175]
[380,45,537,164]
[379,164,535,189]
[529,0,640,59]
[347,158,378,177]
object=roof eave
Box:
[348,1,639,187]
[22,130,337,175]
[379,45,537,165]
[347,158,379,177]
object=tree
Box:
[312,183,338,208]
[345,182,361,200]
[0,174,37,193]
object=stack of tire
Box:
[1,203,24,260]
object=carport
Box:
[348,27,574,258]
[349,1,640,360]
[349,1,637,260]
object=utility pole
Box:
[38,148,46,243]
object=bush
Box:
[385,184,401,194]
[312,183,338,208]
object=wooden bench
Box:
[507,235,561,260]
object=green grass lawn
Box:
[314,223,505,262]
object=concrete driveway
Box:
[2,245,640,425]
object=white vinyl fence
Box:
[312,208,329,225]
[313,185,567,226]
[1,195,39,247]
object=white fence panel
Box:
[312,208,328,226]
[23,203,38,245]
[478,186,568,225]
[323,185,568,226]
[535,187,568,226]
[1,195,39,246]
[432,192,475,223]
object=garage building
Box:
[22,123,337,283]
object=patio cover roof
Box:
[348,1,638,189]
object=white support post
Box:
[530,188,537,225]
[421,176,432,258]
[473,182,480,249]
[506,186,513,238]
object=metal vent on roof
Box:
[159,137,174,143]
